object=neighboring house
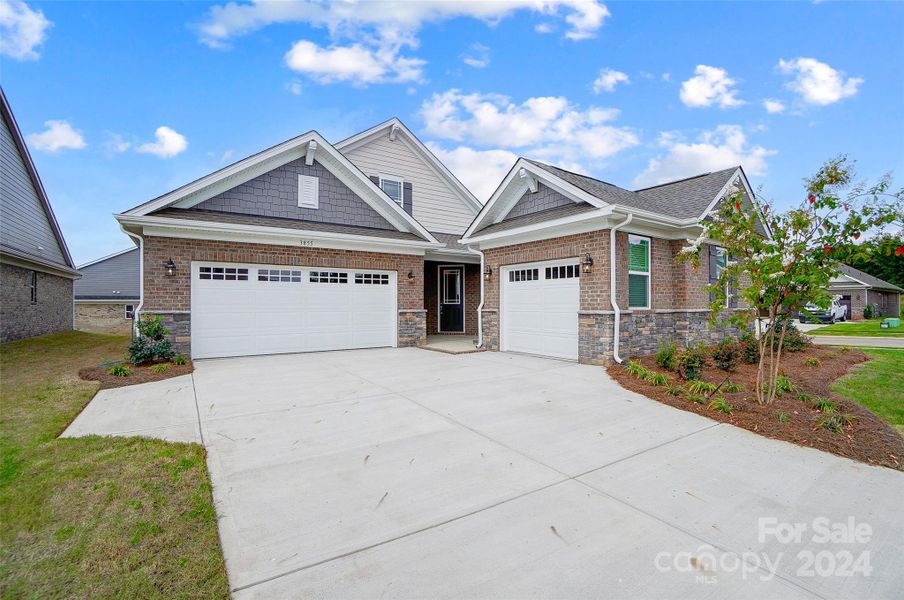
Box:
[0,88,80,343]
[829,264,902,319]
[116,118,482,359]
[459,159,760,364]
[74,248,140,333]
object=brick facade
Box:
[481,229,738,364]
[1,263,73,342]
[75,302,134,333]
[142,236,426,355]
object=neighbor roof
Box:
[75,247,139,300]
[835,264,903,292]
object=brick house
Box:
[1,88,80,343]
[829,264,902,320]
[116,119,482,358]
[459,159,759,364]
[74,248,139,333]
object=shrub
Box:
[687,379,717,395]
[665,385,685,396]
[764,320,811,353]
[775,375,794,394]
[778,412,790,424]
[839,346,851,353]
[655,340,679,371]
[644,372,670,386]
[626,360,649,379]
[172,354,188,365]
[723,380,744,393]
[739,330,760,364]
[128,315,174,365]
[676,343,708,380]
[817,412,858,433]
[863,305,874,319]
[708,396,733,414]
[712,337,740,372]
[108,364,132,377]
[686,393,705,404]
[151,363,171,374]
[805,357,821,368]
[809,396,838,413]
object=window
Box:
[545,265,580,280]
[628,235,650,309]
[199,266,249,281]
[508,268,539,282]
[354,273,390,285]
[714,247,730,302]
[258,269,302,282]
[443,270,461,304]
[124,304,135,319]
[29,270,37,303]
[310,271,348,284]
[297,174,319,209]
[379,176,404,206]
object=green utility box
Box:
[880,318,900,329]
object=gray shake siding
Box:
[507,183,574,220]
[195,157,394,230]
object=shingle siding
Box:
[194,157,394,230]
[506,183,574,219]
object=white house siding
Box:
[343,135,477,234]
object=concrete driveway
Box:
[64,349,903,599]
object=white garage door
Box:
[501,259,580,360]
[191,262,397,359]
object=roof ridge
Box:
[634,166,738,192]
[526,158,627,191]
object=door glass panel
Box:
[443,270,461,304]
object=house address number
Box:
[299,240,316,247]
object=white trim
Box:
[378,173,405,207]
[75,298,137,304]
[462,207,612,245]
[0,252,81,279]
[124,303,135,319]
[627,234,651,310]
[437,264,466,333]
[76,247,137,269]
[609,213,633,364]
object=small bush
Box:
[151,363,171,374]
[863,305,874,319]
[817,412,858,433]
[723,380,744,393]
[108,364,132,377]
[644,372,670,386]
[687,379,717,395]
[708,396,733,414]
[805,357,821,368]
[775,375,794,394]
[712,337,740,372]
[677,343,708,381]
[665,385,685,396]
[172,354,188,365]
[626,360,649,379]
[740,330,760,364]
[765,319,811,353]
[686,393,705,404]
[128,315,174,365]
[839,346,851,353]
[778,411,790,424]
[655,340,679,371]
[809,396,839,413]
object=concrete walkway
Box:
[63,349,904,599]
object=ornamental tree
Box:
[679,157,901,404]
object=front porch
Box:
[422,334,482,354]
[422,257,481,338]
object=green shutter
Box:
[629,274,648,308]
[628,239,649,272]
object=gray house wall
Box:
[75,248,139,300]
[506,183,575,220]
[1,263,73,342]
[193,157,394,231]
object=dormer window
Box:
[379,175,404,206]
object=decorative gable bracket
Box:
[519,168,538,193]
[305,140,318,166]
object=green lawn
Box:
[833,349,904,438]
[0,331,228,599]
[809,318,904,337]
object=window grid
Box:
[628,235,651,309]
[544,265,580,280]
[354,273,390,285]
[310,271,348,284]
[508,268,539,282]
[258,268,302,283]
[379,176,404,206]
[124,304,135,319]
[199,266,249,281]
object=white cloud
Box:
[777,57,862,106]
[633,125,776,187]
[285,39,424,84]
[285,80,302,95]
[763,99,786,114]
[135,126,188,159]
[26,120,86,153]
[661,72,671,82]
[426,143,518,203]
[534,23,554,34]
[103,132,131,154]
[461,43,489,69]
[679,65,744,108]
[420,89,638,163]
[592,68,629,93]
[0,0,51,60]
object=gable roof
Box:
[335,118,482,213]
[75,247,139,300]
[119,130,437,244]
[834,264,903,292]
[0,87,78,276]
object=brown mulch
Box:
[608,345,904,470]
[79,360,194,390]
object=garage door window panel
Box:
[628,235,650,309]
[200,266,249,281]
[258,269,302,282]
[310,271,348,284]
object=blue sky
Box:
[2,0,902,264]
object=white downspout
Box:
[120,224,144,336]
[468,246,485,348]
[609,213,633,364]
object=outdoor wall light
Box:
[164,258,176,277]
[484,266,493,280]
[581,253,594,273]
[407,271,415,281]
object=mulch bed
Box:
[79,360,194,390]
[608,345,904,470]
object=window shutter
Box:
[402,182,413,215]
[628,239,649,272]
[728,253,738,308]
[369,175,380,186]
[628,274,648,308]
[708,245,719,303]
[297,174,319,209]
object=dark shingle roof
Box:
[836,264,903,292]
[430,231,469,251]
[151,208,423,241]
[75,248,139,300]
[475,203,600,236]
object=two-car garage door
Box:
[191,262,397,359]
[501,259,580,361]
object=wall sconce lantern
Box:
[484,266,493,280]
[407,271,415,281]
[164,258,176,277]
[581,253,594,273]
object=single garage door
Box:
[501,259,580,360]
[191,262,397,359]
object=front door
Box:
[439,265,464,332]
